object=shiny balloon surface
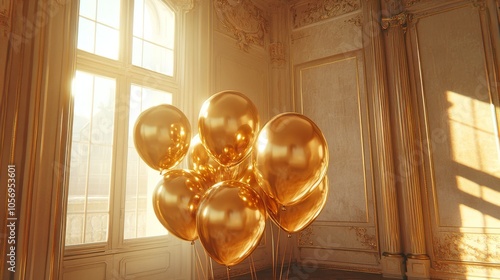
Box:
[253,113,329,205]
[134,105,191,171]
[266,176,329,233]
[196,180,266,266]
[152,169,207,241]
[198,91,259,167]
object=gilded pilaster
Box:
[364,0,404,277]
[269,1,290,114]
[381,0,429,278]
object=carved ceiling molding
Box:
[291,0,361,29]
[433,232,500,263]
[214,0,268,51]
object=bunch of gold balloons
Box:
[134,91,329,267]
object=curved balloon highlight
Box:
[266,176,329,233]
[253,113,329,206]
[152,169,207,241]
[196,180,266,266]
[134,104,191,171]
[198,91,259,167]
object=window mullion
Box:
[109,74,131,250]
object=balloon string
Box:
[269,220,276,280]
[275,225,282,280]
[226,266,231,280]
[286,237,293,280]
[278,234,289,280]
[209,257,215,280]
[194,241,207,279]
[192,243,201,280]
[250,255,257,280]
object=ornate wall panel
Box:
[290,10,364,65]
[290,1,379,274]
[407,0,500,278]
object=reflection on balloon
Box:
[266,176,329,233]
[134,105,191,171]
[152,169,207,241]
[253,113,328,206]
[198,91,259,167]
[196,181,266,266]
[188,134,220,188]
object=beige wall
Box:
[287,0,500,279]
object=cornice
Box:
[291,0,361,29]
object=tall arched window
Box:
[65,0,179,249]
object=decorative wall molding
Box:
[0,0,12,37]
[269,42,285,66]
[384,0,404,14]
[349,227,378,251]
[433,233,500,263]
[171,0,195,12]
[291,0,361,29]
[472,0,486,10]
[381,12,411,30]
[404,0,423,8]
[344,13,362,27]
[214,0,268,51]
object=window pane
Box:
[97,0,120,28]
[77,17,95,53]
[143,0,174,47]
[79,0,97,20]
[95,24,119,60]
[132,37,143,66]
[77,0,120,60]
[133,0,144,38]
[132,0,174,76]
[142,42,169,75]
[66,71,116,246]
[124,85,172,239]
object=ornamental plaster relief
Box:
[291,0,361,29]
[0,0,12,37]
[214,0,268,51]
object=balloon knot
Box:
[281,206,286,211]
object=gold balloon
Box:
[266,176,329,233]
[196,181,266,266]
[134,104,191,171]
[188,134,240,188]
[152,169,207,241]
[198,91,259,167]
[188,134,220,188]
[253,113,329,206]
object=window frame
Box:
[64,0,186,257]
